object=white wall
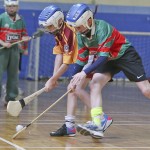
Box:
[21,0,150,6]
[95,0,150,6]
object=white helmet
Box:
[38,5,64,34]
[4,0,19,6]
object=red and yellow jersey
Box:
[0,12,28,51]
[53,22,78,64]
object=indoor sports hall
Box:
[0,0,150,149]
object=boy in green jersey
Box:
[66,3,150,138]
[0,0,30,106]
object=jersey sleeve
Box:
[19,16,29,52]
[0,14,5,42]
[0,16,2,40]
[97,21,114,57]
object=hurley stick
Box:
[12,89,72,139]
[7,87,46,117]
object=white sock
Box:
[65,115,75,128]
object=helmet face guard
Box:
[38,5,64,34]
[4,0,19,6]
[66,3,93,30]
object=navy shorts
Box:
[95,46,147,82]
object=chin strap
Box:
[51,22,64,35]
[81,29,92,38]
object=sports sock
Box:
[65,115,75,128]
[91,107,103,126]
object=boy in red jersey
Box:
[38,5,113,137]
[66,3,150,138]
[0,0,30,106]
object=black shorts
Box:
[95,46,147,82]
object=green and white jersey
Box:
[0,12,28,51]
[76,19,131,66]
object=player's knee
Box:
[74,86,83,96]
[89,74,103,89]
[89,80,101,91]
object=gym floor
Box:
[0,79,150,150]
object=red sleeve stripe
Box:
[98,28,126,58]
[0,27,26,33]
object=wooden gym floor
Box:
[0,79,150,150]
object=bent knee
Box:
[89,79,102,91]
[89,73,108,89]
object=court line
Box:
[0,137,26,150]
[2,111,144,114]
[1,122,150,125]
[1,110,150,115]
[1,109,150,113]
[8,146,150,149]
[1,121,150,125]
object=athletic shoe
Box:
[103,114,113,131]
[50,124,76,137]
[76,114,113,138]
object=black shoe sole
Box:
[76,125,91,136]
[50,133,76,137]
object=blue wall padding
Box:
[0,3,149,79]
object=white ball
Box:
[16,125,24,132]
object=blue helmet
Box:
[38,5,64,32]
[66,3,93,29]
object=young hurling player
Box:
[66,3,150,139]
[0,0,30,106]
